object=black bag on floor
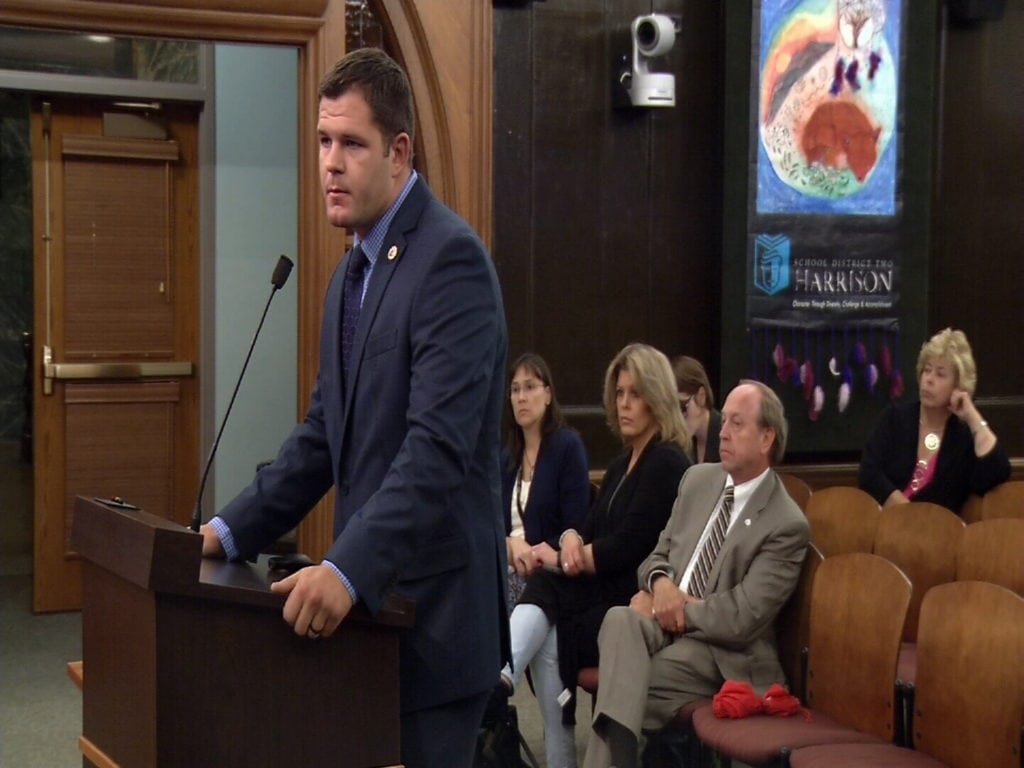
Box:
[475,700,534,768]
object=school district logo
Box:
[753,234,790,296]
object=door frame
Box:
[0,0,493,560]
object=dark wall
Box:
[931,2,1024,456]
[493,1,724,466]
[493,0,1023,468]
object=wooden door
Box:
[31,99,199,612]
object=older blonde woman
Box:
[495,343,691,768]
[859,327,1010,513]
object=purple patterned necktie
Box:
[341,244,368,380]
[687,485,734,598]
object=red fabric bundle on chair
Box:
[712,681,763,719]
[762,683,812,721]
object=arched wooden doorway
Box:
[0,0,493,561]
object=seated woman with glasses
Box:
[495,343,691,768]
[672,355,722,464]
[502,352,590,608]
[859,327,1010,514]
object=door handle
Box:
[42,345,192,395]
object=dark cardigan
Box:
[519,437,690,723]
[858,400,1010,513]
[501,426,590,549]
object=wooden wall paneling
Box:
[931,4,1024,457]
[493,0,727,468]
[597,0,656,352]
[536,2,644,466]
[0,0,329,44]
[532,1,620,402]
[492,5,535,353]
[645,1,723,384]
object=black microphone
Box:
[190,255,294,532]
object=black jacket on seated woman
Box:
[859,399,1009,514]
[859,327,1010,514]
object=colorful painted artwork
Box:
[756,0,901,215]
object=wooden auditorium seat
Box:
[777,472,813,513]
[775,542,824,703]
[804,486,881,557]
[872,501,965,745]
[788,581,1024,768]
[959,493,984,524]
[691,553,911,766]
[981,479,1024,521]
[956,517,1024,595]
[639,544,824,765]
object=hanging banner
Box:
[746,0,906,430]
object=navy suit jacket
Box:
[501,427,590,549]
[218,177,509,713]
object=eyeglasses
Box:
[678,394,693,413]
[510,381,546,397]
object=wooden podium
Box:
[71,496,414,768]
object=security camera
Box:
[621,14,678,108]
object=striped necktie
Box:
[687,485,734,598]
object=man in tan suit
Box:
[583,380,810,768]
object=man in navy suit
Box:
[200,48,509,767]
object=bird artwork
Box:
[757,0,898,209]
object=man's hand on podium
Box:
[198,524,225,557]
[272,564,353,639]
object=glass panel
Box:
[0,28,199,84]
[0,91,32,443]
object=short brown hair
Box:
[672,355,715,409]
[318,47,415,154]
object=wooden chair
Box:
[691,553,911,766]
[641,544,824,766]
[873,502,965,645]
[956,517,1024,595]
[872,501,965,745]
[777,472,812,513]
[960,492,984,524]
[804,486,881,557]
[775,542,824,703]
[789,581,1024,768]
[981,479,1024,521]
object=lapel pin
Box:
[744,518,751,527]
[387,245,399,261]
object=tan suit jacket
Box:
[638,462,810,688]
[584,463,810,767]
